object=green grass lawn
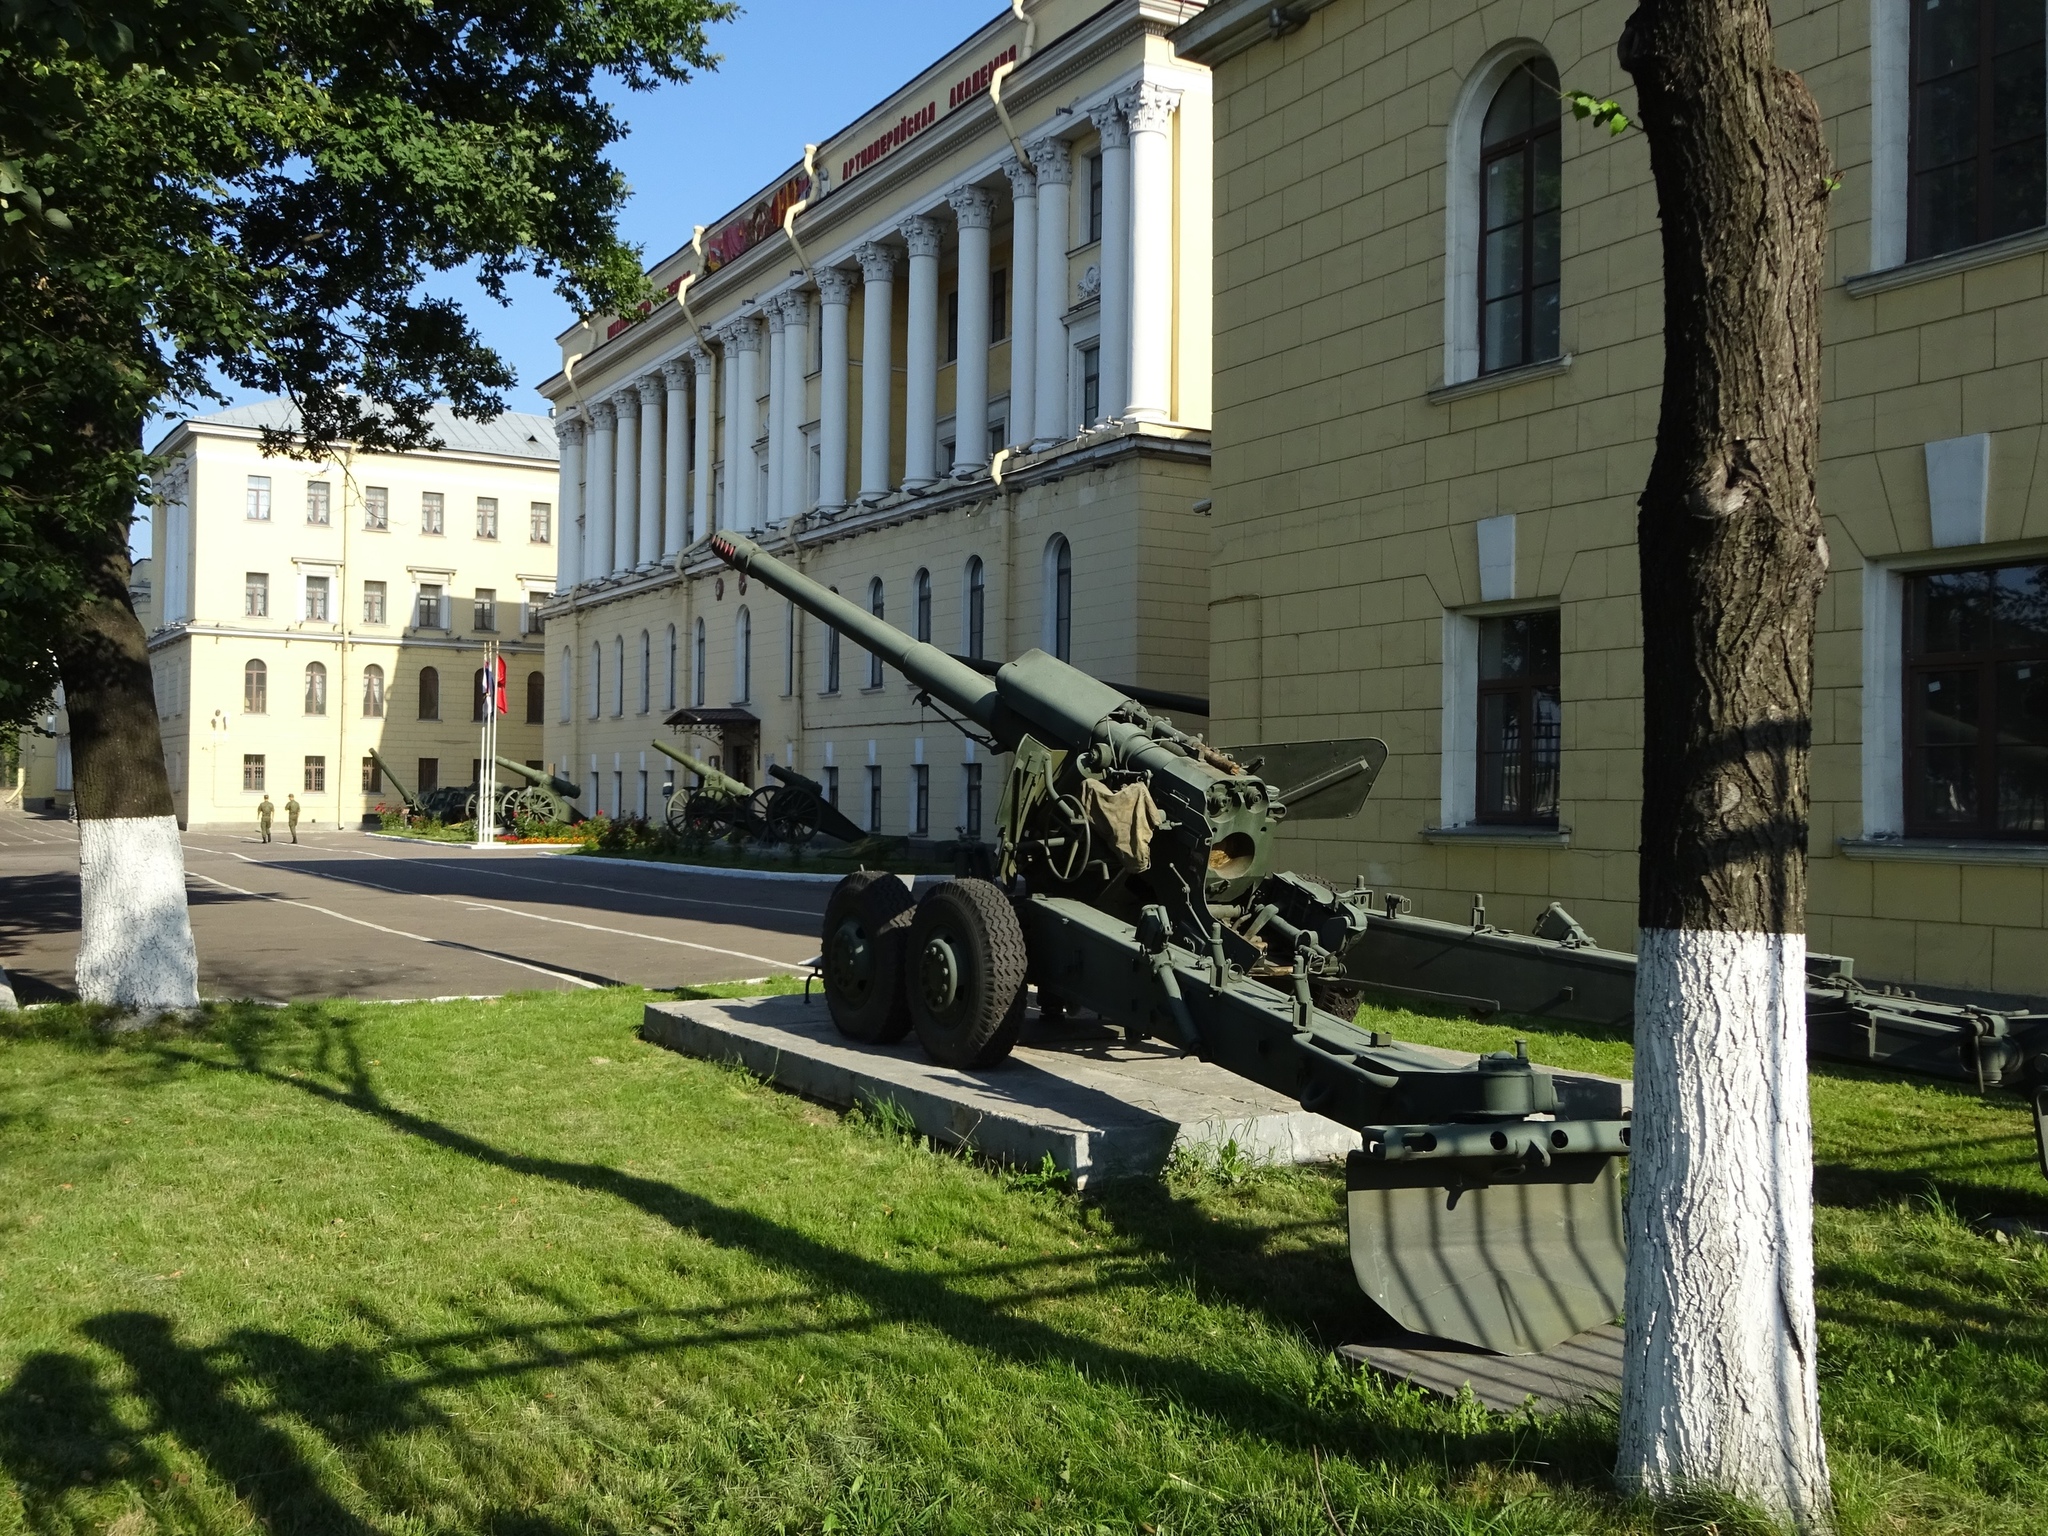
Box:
[1,989,2043,1535]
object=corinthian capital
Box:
[636,373,664,405]
[1028,135,1072,186]
[1088,97,1128,150]
[899,215,942,259]
[587,397,616,429]
[816,265,856,305]
[948,184,996,230]
[855,241,897,284]
[556,415,585,447]
[1002,154,1037,200]
[1125,82,1182,136]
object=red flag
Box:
[494,655,509,715]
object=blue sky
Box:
[138,0,999,553]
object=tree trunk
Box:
[1616,0,1833,1526]
[54,534,200,1012]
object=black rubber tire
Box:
[820,870,915,1043]
[906,879,1029,1068]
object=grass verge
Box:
[0,989,2042,1533]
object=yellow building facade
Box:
[147,402,558,829]
[1178,0,2048,997]
[538,0,1215,838]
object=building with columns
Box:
[540,0,1215,840]
[1177,0,2048,997]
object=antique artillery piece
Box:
[368,746,476,825]
[653,739,872,848]
[493,757,584,827]
[709,532,1628,1355]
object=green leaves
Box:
[1565,89,1634,135]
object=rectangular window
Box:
[1087,152,1104,241]
[1905,560,2048,838]
[824,765,839,806]
[363,756,382,792]
[304,574,329,622]
[1476,611,1562,824]
[946,289,960,361]
[1909,0,2048,260]
[306,482,331,524]
[530,501,552,542]
[826,625,841,694]
[613,771,624,818]
[243,754,265,791]
[304,756,326,793]
[245,572,269,618]
[476,496,499,539]
[363,580,387,625]
[246,476,272,520]
[364,485,389,530]
[421,491,444,534]
[913,763,930,837]
[867,764,883,833]
[992,267,1008,342]
[1080,343,1101,427]
[417,583,444,629]
[417,758,439,793]
[638,770,649,819]
[964,761,983,837]
[474,588,497,632]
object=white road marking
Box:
[184,843,809,970]
[184,869,601,989]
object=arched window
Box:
[1044,535,1072,661]
[914,567,932,643]
[639,630,652,714]
[666,624,677,709]
[589,642,602,720]
[559,646,572,722]
[1444,46,1562,386]
[1478,57,1561,374]
[867,577,886,687]
[418,665,440,721]
[735,606,752,703]
[613,635,625,716]
[693,618,706,706]
[303,660,327,715]
[526,671,545,724]
[964,556,986,660]
[472,667,489,722]
[244,658,267,713]
[362,663,385,718]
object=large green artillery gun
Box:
[709,531,1629,1355]
[493,756,584,827]
[653,740,873,848]
[368,746,475,824]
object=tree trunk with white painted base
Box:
[56,538,199,1012]
[1617,0,1834,1526]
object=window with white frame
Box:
[363,580,386,625]
[530,501,552,542]
[1907,0,2046,259]
[912,763,930,837]
[667,623,678,709]
[734,606,751,703]
[1043,535,1072,661]
[364,486,389,530]
[914,567,932,644]
[1440,606,1563,828]
[613,635,625,716]
[421,491,444,535]
[306,482,331,524]
[246,476,272,520]
[304,574,330,622]
[693,618,706,706]
[964,557,986,660]
[303,661,327,716]
[638,630,651,714]
[245,572,269,617]
[590,641,602,720]
[867,578,885,687]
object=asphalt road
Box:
[0,811,831,1004]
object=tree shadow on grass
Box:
[127,1006,1628,1497]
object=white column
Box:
[1003,155,1039,451]
[780,289,811,518]
[1030,136,1073,448]
[764,301,787,529]
[948,185,995,473]
[689,343,714,542]
[1125,83,1182,423]
[661,360,689,558]
[856,242,896,501]
[1090,96,1132,425]
[732,315,763,531]
[717,325,740,533]
[612,388,640,572]
[817,267,854,511]
[556,416,585,591]
[636,374,663,565]
[584,398,615,583]
[901,215,942,489]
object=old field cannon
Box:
[653,739,872,849]
[494,756,583,827]
[710,531,1628,1356]
[369,746,475,824]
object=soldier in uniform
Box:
[285,793,301,844]
[256,794,274,843]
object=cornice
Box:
[157,420,558,475]
[1170,0,1336,66]
[148,622,543,655]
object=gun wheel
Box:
[508,786,555,825]
[906,879,1028,1068]
[820,870,915,1043]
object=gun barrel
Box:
[494,755,580,799]
[710,532,1000,730]
[650,738,749,798]
[367,746,415,805]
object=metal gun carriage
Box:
[653,739,874,848]
[709,532,1629,1355]
[493,756,584,827]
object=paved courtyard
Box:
[0,810,829,1003]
